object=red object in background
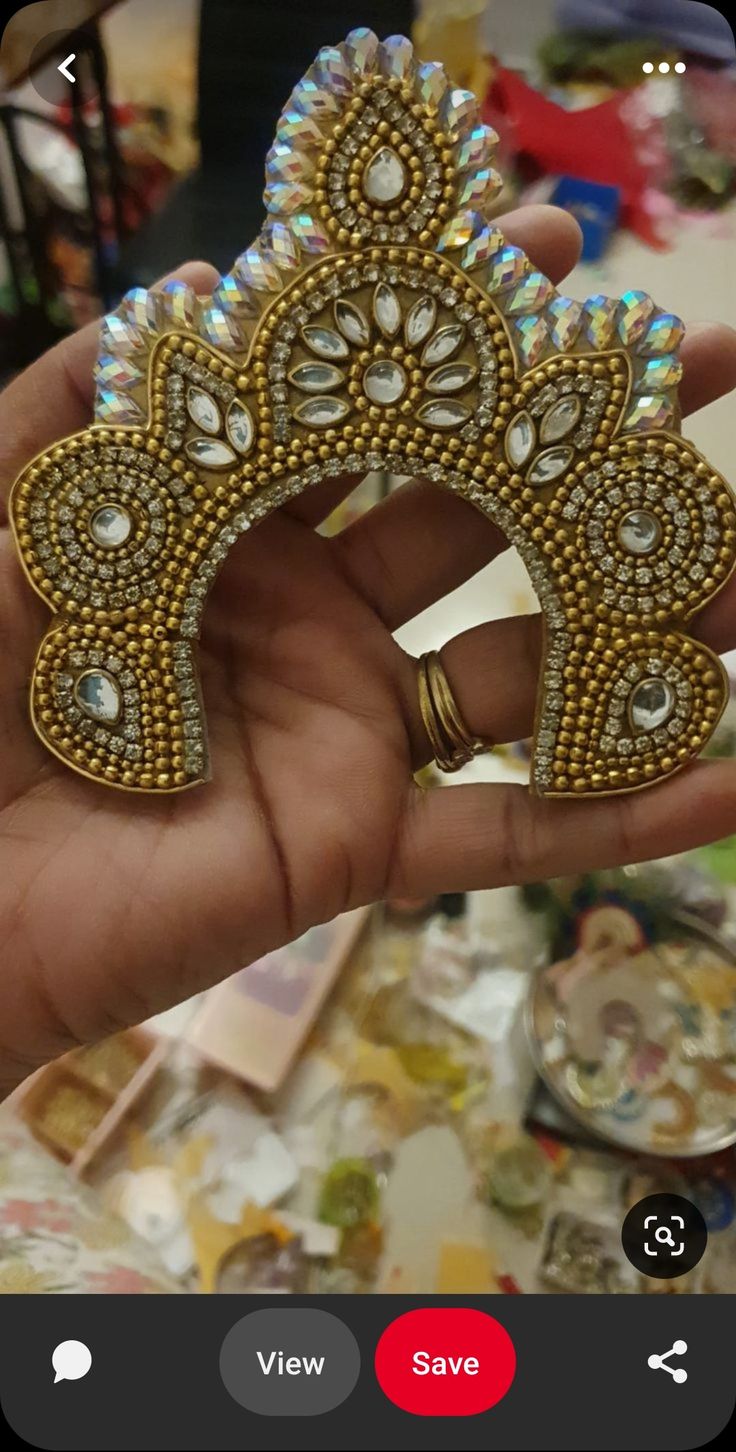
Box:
[374,1307,516,1417]
[485,67,670,249]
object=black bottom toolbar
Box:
[1,1295,733,1450]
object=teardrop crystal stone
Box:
[90,504,132,549]
[617,509,662,556]
[629,677,675,732]
[186,438,238,468]
[226,400,254,455]
[506,411,536,469]
[363,360,407,405]
[302,325,349,360]
[527,445,574,485]
[187,386,221,434]
[289,362,345,393]
[421,325,465,367]
[425,362,478,394]
[539,395,582,443]
[335,300,370,346]
[75,669,122,725]
[416,400,472,428]
[404,296,436,351]
[373,283,401,338]
[362,146,407,204]
[293,396,351,427]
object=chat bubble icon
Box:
[52,1340,92,1384]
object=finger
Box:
[0,262,219,513]
[399,615,541,767]
[391,760,736,896]
[679,321,736,417]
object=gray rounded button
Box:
[219,1308,360,1416]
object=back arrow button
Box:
[57,53,76,83]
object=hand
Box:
[2,210,736,1094]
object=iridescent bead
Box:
[617,289,654,345]
[623,393,673,432]
[212,273,259,317]
[344,27,379,77]
[636,354,683,390]
[379,34,414,80]
[486,245,527,293]
[512,315,549,368]
[457,169,500,209]
[93,354,142,391]
[313,46,353,96]
[160,280,196,328]
[95,388,143,424]
[261,220,300,270]
[290,213,331,253]
[120,287,159,332]
[234,247,281,293]
[505,271,554,315]
[436,210,479,251]
[441,87,478,137]
[415,60,446,110]
[263,181,313,215]
[460,225,503,271]
[582,295,618,349]
[265,143,311,186]
[455,125,498,171]
[638,311,685,356]
[199,306,243,351]
[99,314,142,355]
[274,109,324,150]
[547,296,582,351]
[289,78,339,117]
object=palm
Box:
[0,508,411,1071]
[3,220,736,1092]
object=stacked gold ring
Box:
[417,650,494,773]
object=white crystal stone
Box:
[527,445,574,485]
[421,325,466,367]
[363,360,407,405]
[302,325,349,360]
[293,396,351,427]
[226,400,255,455]
[335,300,370,346]
[629,677,675,732]
[187,386,221,434]
[90,504,132,549]
[506,411,536,469]
[617,509,662,556]
[425,362,477,394]
[373,282,401,338]
[289,362,345,393]
[416,400,472,428]
[75,669,122,725]
[540,395,582,443]
[362,146,407,204]
[186,438,238,469]
[404,296,436,349]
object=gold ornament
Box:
[10,30,735,797]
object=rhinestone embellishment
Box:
[10,26,735,802]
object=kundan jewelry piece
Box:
[10,29,736,797]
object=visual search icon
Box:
[648,1340,688,1385]
[621,1193,707,1278]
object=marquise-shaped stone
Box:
[506,411,536,469]
[404,296,436,349]
[425,362,478,394]
[527,445,574,485]
[293,396,351,427]
[335,299,370,346]
[186,438,238,469]
[539,395,582,444]
[416,400,472,428]
[421,325,465,367]
[226,401,255,455]
[302,325,349,360]
[373,283,401,338]
[289,362,345,393]
[187,386,222,435]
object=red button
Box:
[374,1307,516,1417]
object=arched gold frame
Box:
[10,30,736,797]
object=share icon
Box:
[648,1340,688,1384]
